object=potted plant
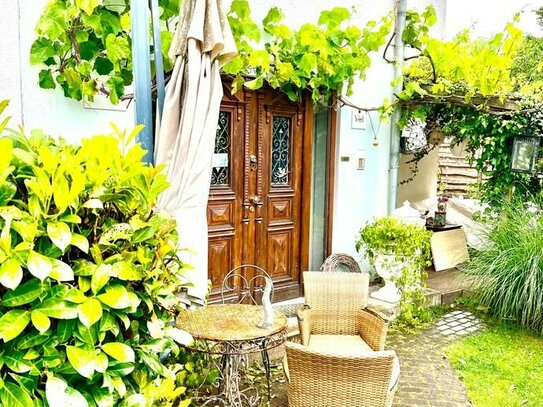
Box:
[356,217,432,304]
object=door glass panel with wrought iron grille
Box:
[271,116,291,185]
[211,111,231,186]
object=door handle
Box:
[250,195,262,205]
[249,154,257,170]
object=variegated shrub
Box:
[0,100,199,407]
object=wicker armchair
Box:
[284,342,399,407]
[298,271,389,352]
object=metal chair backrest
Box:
[221,264,274,305]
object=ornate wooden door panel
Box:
[207,98,244,301]
[257,95,303,302]
[207,87,305,303]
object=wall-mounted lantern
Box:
[511,135,540,173]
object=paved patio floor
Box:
[268,310,483,407]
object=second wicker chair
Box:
[285,271,399,407]
[298,271,390,351]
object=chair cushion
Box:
[307,335,400,392]
[308,334,373,355]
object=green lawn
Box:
[445,323,543,406]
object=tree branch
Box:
[382,32,396,63]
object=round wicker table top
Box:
[176,304,288,342]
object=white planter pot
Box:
[371,254,408,304]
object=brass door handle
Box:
[250,195,262,205]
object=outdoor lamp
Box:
[510,134,540,173]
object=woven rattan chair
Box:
[298,271,389,352]
[284,342,399,407]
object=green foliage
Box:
[445,322,543,406]
[397,8,543,203]
[356,217,432,262]
[32,0,390,104]
[401,6,524,102]
[0,100,202,406]
[462,197,543,335]
[511,35,543,96]
[225,1,391,102]
[30,0,178,104]
[356,217,433,327]
[437,104,543,207]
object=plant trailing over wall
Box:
[224,2,391,102]
[356,217,433,329]
[398,6,525,105]
[402,102,543,207]
[395,6,543,206]
[30,0,391,104]
[463,196,543,334]
[30,0,179,104]
[0,100,216,406]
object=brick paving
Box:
[268,310,483,407]
[388,310,483,407]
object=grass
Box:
[462,198,543,334]
[445,322,543,406]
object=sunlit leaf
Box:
[97,284,130,309]
[0,258,23,289]
[46,374,88,407]
[47,222,72,251]
[101,342,135,363]
[0,381,34,407]
[27,250,52,281]
[66,346,95,378]
[31,310,51,333]
[0,310,31,342]
[79,298,103,327]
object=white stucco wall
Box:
[0,0,134,143]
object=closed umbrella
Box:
[155,0,237,305]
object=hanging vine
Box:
[223,3,391,102]
[30,0,391,105]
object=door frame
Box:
[207,85,334,302]
[300,96,314,275]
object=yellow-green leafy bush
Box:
[0,100,197,406]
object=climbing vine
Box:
[394,6,543,207]
[30,0,391,105]
[30,2,543,206]
[398,6,525,105]
[223,3,392,102]
[30,0,179,104]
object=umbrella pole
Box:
[130,0,154,164]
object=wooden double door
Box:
[207,86,310,302]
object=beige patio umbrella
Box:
[155,0,237,305]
